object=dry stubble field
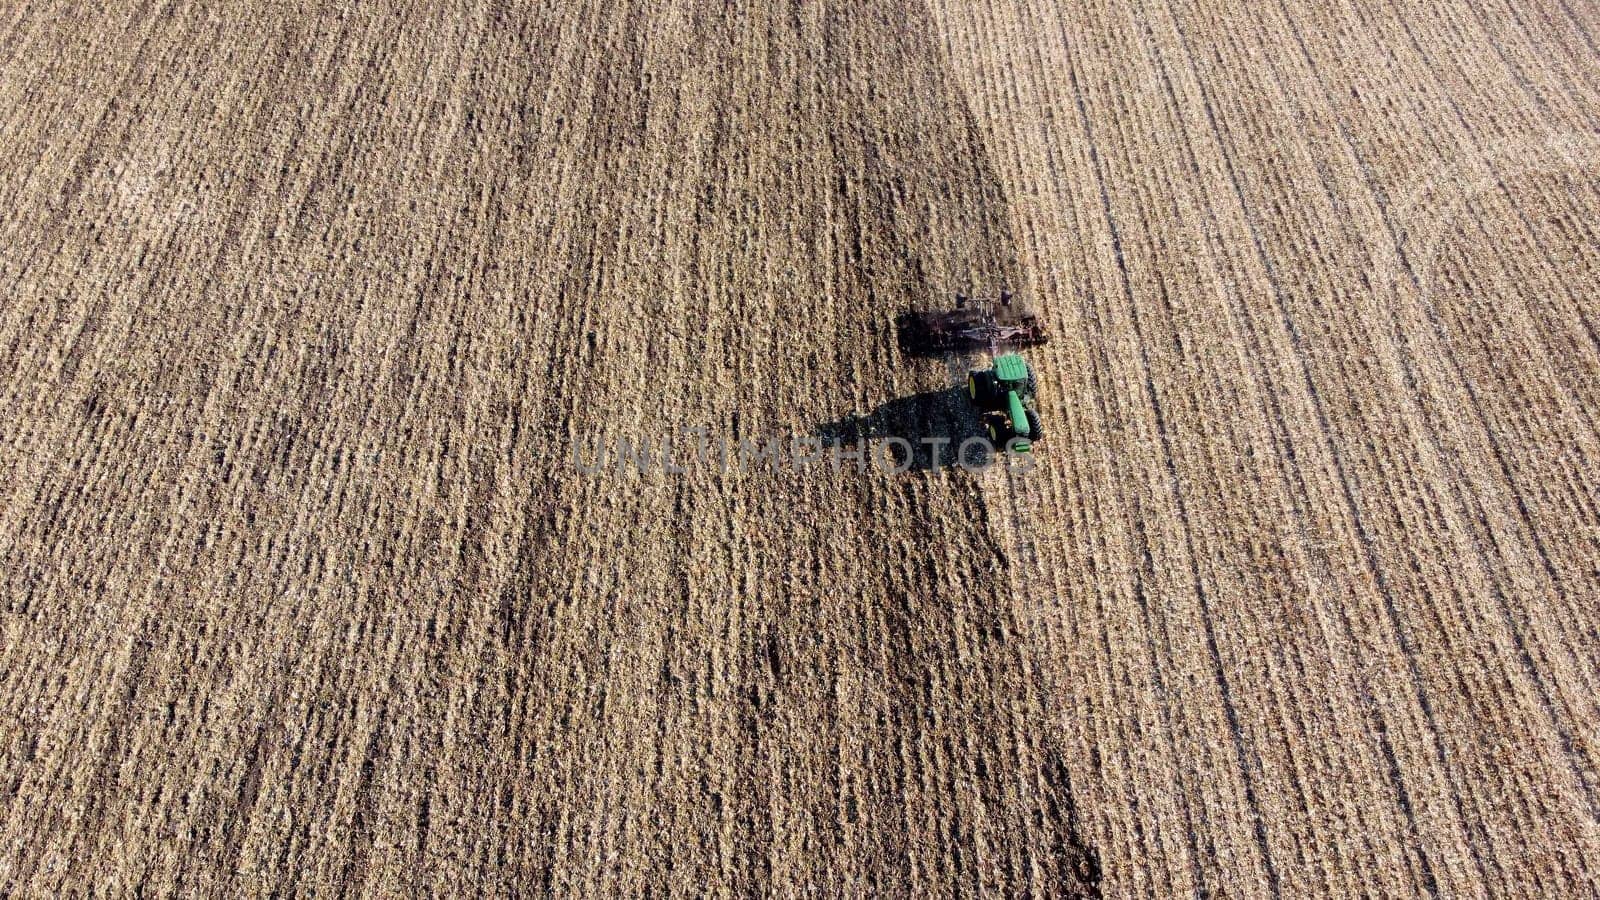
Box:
[3,0,1600,895]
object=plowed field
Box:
[3,0,1599,895]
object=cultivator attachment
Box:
[896,291,1048,356]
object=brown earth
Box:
[3,0,1599,895]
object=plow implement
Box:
[896,293,1048,356]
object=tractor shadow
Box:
[815,386,995,471]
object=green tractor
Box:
[967,352,1042,452]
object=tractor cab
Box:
[992,353,1031,393]
[967,353,1042,453]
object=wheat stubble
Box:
[3,0,1598,896]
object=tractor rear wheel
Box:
[968,370,997,407]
